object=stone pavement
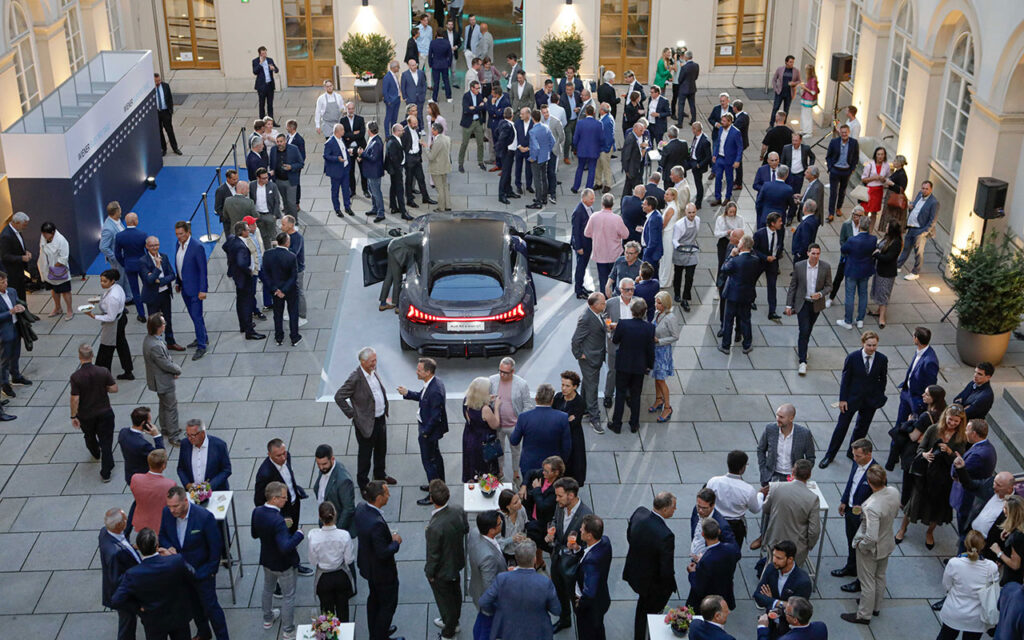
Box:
[0,86,1022,640]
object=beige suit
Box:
[142,334,182,439]
[852,484,900,619]
[427,133,452,210]
[763,479,821,567]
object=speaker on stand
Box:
[811,53,853,151]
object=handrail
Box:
[188,125,247,242]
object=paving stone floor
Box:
[0,85,1022,640]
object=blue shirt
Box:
[836,140,850,169]
[260,59,271,83]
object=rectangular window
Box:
[715,0,768,66]
[807,0,821,50]
[845,0,863,82]
[63,1,86,72]
[598,0,651,83]
[107,0,124,50]
[164,0,220,69]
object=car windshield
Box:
[426,219,506,268]
[430,273,504,301]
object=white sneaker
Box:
[904,273,920,280]
[798,362,807,375]
[434,618,461,633]
[825,298,832,309]
[298,317,309,327]
[282,629,296,640]
[836,319,853,330]
[857,320,864,329]
[263,608,281,629]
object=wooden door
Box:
[599,0,651,84]
[714,0,767,66]
[281,0,335,86]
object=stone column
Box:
[33,18,72,94]
[894,46,945,193]
[80,0,113,53]
[850,12,890,138]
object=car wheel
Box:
[521,333,534,350]
[400,334,415,351]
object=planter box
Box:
[354,79,381,103]
[955,326,1011,366]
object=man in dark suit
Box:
[324,123,354,217]
[572,292,607,432]
[621,122,648,197]
[222,222,261,339]
[755,165,795,229]
[340,102,369,198]
[178,419,232,490]
[401,115,435,207]
[118,406,164,485]
[0,213,31,302]
[572,107,603,192]
[798,166,825,224]
[609,298,655,433]
[644,175,666,210]
[252,481,305,637]
[676,51,699,124]
[383,61,402,136]
[885,326,941,469]
[731,100,750,187]
[821,333,888,466]
[384,123,411,219]
[781,133,815,223]
[263,232,300,346]
[252,46,278,119]
[99,507,140,640]
[173,221,208,360]
[995,582,1024,640]
[790,203,820,262]
[401,59,428,132]
[829,440,878,592]
[285,120,306,208]
[213,169,239,237]
[153,73,181,156]
[546,477,593,634]
[954,466,1016,559]
[362,123,387,220]
[624,493,677,640]
[494,108,517,203]
[428,31,453,102]
[268,133,304,217]
[355,481,404,640]
[254,438,310,577]
[949,419,998,551]
[0,275,24,414]
[575,514,612,640]
[647,85,672,143]
[398,358,448,504]
[752,152,781,194]
[597,74,619,119]
[953,362,995,420]
[753,213,785,320]
[313,444,356,533]
[659,129,689,188]
[246,138,268,183]
[690,487,738,550]
[111,528,193,640]
[709,113,743,206]
[688,122,712,208]
[753,540,812,635]
[457,82,489,173]
[784,244,832,374]
[570,191,595,298]
[686,519,741,609]
[757,596,828,640]
[509,385,572,479]
[718,236,761,354]
[114,213,148,322]
[897,181,939,278]
[689,595,737,640]
[640,197,664,273]
[138,236,183,351]
[825,124,859,220]
[620,187,646,245]
[480,539,560,640]
[622,70,646,109]
[159,486,227,640]
[707,93,733,145]
[839,218,876,328]
[424,480,469,639]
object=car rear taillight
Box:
[406,303,526,324]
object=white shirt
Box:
[775,428,795,475]
[790,147,804,175]
[331,135,349,165]
[548,101,567,127]
[691,134,705,159]
[618,297,632,319]
[176,502,190,546]
[506,121,517,151]
[713,213,744,238]
[307,524,355,571]
[191,435,209,485]
[417,376,435,423]
[517,82,526,99]
[255,184,269,213]
[315,91,344,130]
[706,473,764,518]
[972,494,1006,535]
[846,117,861,139]
[410,70,419,85]
[259,58,271,83]
[316,462,335,504]
[718,126,732,156]
[574,541,596,598]
[648,97,660,120]
[431,503,449,518]
[774,565,795,608]
[562,500,580,533]
[362,367,387,417]
[0,289,14,312]
[908,345,929,378]
[805,261,819,300]
[107,529,141,562]
[409,129,421,155]
[94,284,126,323]
[862,347,874,374]
[849,461,870,502]
[273,459,297,503]
[176,241,187,278]
[907,196,927,228]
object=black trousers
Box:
[316,569,354,621]
[499,153,514,197]
[722,300,752,349]
[735,159,744,186]
[826,404,877,459]
[97,313,132,375]
[828,171,851,216]
[611,370,644,431]
[356,416,389,489]
[258,87,274,119]
[234,282,254,334]
[141,623,190,640]
[281,498,301,534]
[80,408,115,479]
[796,303,820,363]
[829,260,846,300]
[633,588,673,640]
[348,153,369,195]
[678,93,696,125]
[404,157,429,203]
[157,109,178,152]
[576,602,606,640]
[726,517,748,548]
[116,606,137,640]
[762,268,779,314]
[673,264,695,300]
[552,560,575,626]
[272,290,300,344]
[842,510,862,573]
[716,237,731,273]
[367,582,399,640]
[692,168,705,207]
[430,577,462,637]
[574,247,591,296]
[387,169,406,212]
[936,625,981,640]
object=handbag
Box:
[482,434,503,463]
[979,575,1001,627]
[47,264,69,281]
[886,192,908,210]
[849,184,870,203]
[908,452,930,477]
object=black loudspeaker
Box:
[830,53,853,82]
[974,177,1008,219]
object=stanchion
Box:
[198,192,221,243]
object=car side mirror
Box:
[388,228,404,238]
[529,225,545,237]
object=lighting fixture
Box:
[145,176,156,190]
[929,286,941,293]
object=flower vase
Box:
[481,488,496,498]
[671,627,688,638]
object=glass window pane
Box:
[626,15,648,37]
[284,16,305,39]
[601,0,620,12]
[600,14,622,38]
[313,38,334,60]
[286,39,309,60]
[310,0,332,16]
[626,36,647,58]
[311,16,333,39]
[196,41,219,63]
[193,0,215,18]
[941,103,957,136]
[600,36,620,57]
[627,0,650,14]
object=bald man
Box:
[114,213,149,323]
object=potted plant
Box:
[339,33,395,103]
[537,24,585,83]
[663,605,695,637]
[944,231,1024,365]
[479,474,501,498]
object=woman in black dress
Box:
[520,455,563,565]
[879,154,909,232]
[553,370,587,486]
[992,495,1024,586]
[892,384,946,507]
[462,376,500,482]
[623,91,642,137]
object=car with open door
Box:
[361,211,573,357]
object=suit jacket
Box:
[905,192,939,235]
[335,366,390,439]
[753,227,784,276]
[222,235,252,290]
[573,116,603,159]
[509,405,572,477]
[252,57,277,92]
[689,619,736,640]
[689,507,737,547]
[790,215,820,258]
[621,196,645,244]
[659,138,689,178]
[510,81,535,114]
[130,472,175,534]
[428,36,453,70]
[480,567,561,640]
[494,119,516,160]
[708,105,734,142]
[712,126,743,165]
[720,252,762,303]
[250,504,303,571]
[253,452,307,507]
[404,376,449,439]
[647,95,672,141]
[99,529,140,608]
[460,90,488,128]
[268,143,304,186]
[756,181,795,227]
[99,216,123,268]
[0,290,19,344]
[322,136,351,180]
[158,503,222,579]
[734,111,751,149]
[425,504,469,582]
[576,535,612,614]
[622,133,645,181]
[645,183,666,209]
[953,381,994,420]
[757,621,828,640]
[678,60,699,94]
[612,317,656,374]
[570,202,593,253]
[489,94,510,130]
[839,349,888,410]
[177,434,231,490]
[642,210,664,263]
[781,144,816,174]
[623,506,676,594]
[354,502,400,586]
[898,345,940,414]
[114,227,148,274]
[427,133,452,175]
[384,136,405,174]
[841,457,879,508]
[572,306,606,363]
[950,439,998,515]
[852,485,900,560]
[763,480,822,566]
[752,563,812,610]
[687,541,741,608]
[110,554,193,633]
[340,113,367,151]
[551,500,594,584]
[468,532,505,606]
[288,132,306,160]
[0,226,29,290]
[382,71,400,106]
[362,135,385,179]
[826,136,860,175]
[214,182,236,221]
[223,193,258,229]
[174,237,207,297]
[313,463,356,533]
[155,82,173,113]
[263,246,297,294]
[690,133,712,172]
[557,75,585,95]
[757,423,816,485]
[118,427,164,485]
[995,583,1024,640]
[752,164,782,192]
[801,179,826,215]
[401,69,428,106]
[841,232,877,279]
[245,150,267,182]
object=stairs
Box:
[989,386,1024,469]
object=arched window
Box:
[807,0,821,50]
[882,0,913,125]
[845,0,864,82]
[107,0,124,50]
[935,31,974,178]
[62,0,86,72]
[8,1,39,113]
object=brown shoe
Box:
[384,476,398,485]
[564,158,571,165]
[749,536,763,550]
[167,343,186,351]
[379,303,396,312]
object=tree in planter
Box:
[537,24,585,82]
[945,231,1024,335]
[339,33,395,80]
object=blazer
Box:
[354,502,400,586]
[288,230,305,271]
[621,132,646,181]
[790,215,820,259]
[623,506,676,594]
[841,232,877,279]
[576,535,612,614]
[510,81,535,114]
[268,143,305,186]
[757,621,828,640]
[801,179,825,215]
[142,334,181,396]
[839,349,888,410]
[428,36,453,70]
[898,345,940,414]
[762,480,822,566]
[253,452,307,507]
[645,183,666,209]
[110,554,193,634]
[425,504,469,582]
[382,72,400,106]
[771,65,802,98]
[571,306,606,363]
[0,290,19,344]
[678,60,699,94]
[573,116,603,159]
[468,532,505,606]
[459,90,487,128]
[427,133,452,175]
[99,529,140,609]
[752,164,780,192]
[177,434,231,490]
[752,227,784,276]
[852,485,900,559]
[708,104,733,142]
[158,503,222,579]
[689,507,737,547]
[689,619,736,640]
[214,182,235,221]
[114,227,148,274]
[825,136,860,175]
[400,69,428,106]
[288,132,306,160]
[905,192,939,235]
[480,567,561,640]
[509,405,572,478]
[222,235,251,290]
[174,237,207,297]
[118,427,164,485]
[720,252,762,303]
[690,133,712,172]
[949,439,997,514]
[252,56,277,92]
[756,423,816,485]
[246,150,267,181]
[322,136,351,180]
[756,180,795,227]
[712,126,743,165]
[262,246,298,294]
[383,136,405,175]
[0,226,29,289]
[155,81,174,113]
[659,138,690,178]
[687,541,741,609]
[953,381,994,420]
[100,216,123,266]
[620,196,645,244]
[313,463,356,533]
[781,144,816,174]
[404,376,449,439]
[223,193,259,229]
[642,210,664,263]
[494,119,516,160]
[841,457,879,508]
[570,202,593,252]
[489,94,511,129]
[612,317,656,374]
[335,366,390,439]
[361,135,385,179]
[752,563,812,610]
[251,504,303,571]
[647,95,672,141]
[995,583,1024,640]
[340,113,366,150]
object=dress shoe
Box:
[751,303,758,311]
[839,612,869,625]
[830,567,855,578]
[380,303,396,312]
[137,315,147,323]
[363,191,372,198]
[606,422,621,434]
[423,198,437,205]
[818,455,834,469]
[571,188,579,194]
[407,201,419,208]
[931,597,945,611]
[173,148,183,156]
[335,210,344,217]
[116,372,135,381]
[391,207,401,214]
[420,484,430,492]
[603,397,613,409]
[374,215,386,223]
[291,336,303,347]
[515,187,523,196]
[552,620,572,634]
[526,202,543,209]
[717,329,725,338]
[575,291,588,299]
[416,496,433,506]
[479,163,489,171]
[246,332,267,340]
[296,563,314,576]
[681,300,690,312]
[1,398,8,405]
[768,313,782,321]
[384,476,398,485]
[508,192,521,199]
[11,376,32,386]
[345,207,356,216]
[192,349,206,361]
[401,213,414,221]
[389,626,398,636]
[2,384,15,398]
[742,346,754,354]
[0,411,15,421]
[840,579,862,593]
[253,311,267,321]
[187,340,199,348]
[168,343,186,351]
[499,197,510,204]
[749,537,762,550]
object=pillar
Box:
[812,0,848,128]
[894,46,945,194]
[33,17,72,93]
[80,0,113,54]
[0,52,23,132]
[849,12,890,138]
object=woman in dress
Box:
[797,65,819,136]
[672,202,700,312]
[861,146,891,228]
[651,292,680,423]
[879,154,909,232]
[991,495,1024,586]
[623,91,642,138]
[553,370,587,486]
[462,376,501,482]
[713,201,744,272]
[496,488,528,563]
[658,187,679,286]
[899,404,968,548]
[893,384,947,512]
[38,221,73,320]
[870,220,903,329]
[479,57,495,99]
[937,530,1000,640]
[654,48,675,91]
[520,455,563,562]
[307,501,356,620]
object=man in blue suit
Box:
[752,152,780,193]
[953,362,995,420]
[480,538,561,640]
[114,213,148,322]
[609,298,655,434]
[830,439,878,591]
[756,596,827,640]
[510,384,572,479]
[621,187,646,244]
[322,123,354,217]
[398,358,448,504]
[252,46,278,118]
[838,216,876,328]
[354,481,404,640]
[178,419,232,490]
[950,419,998,548]
[690,487,738,556]
[753,213,785,320]
[222,222,261,339]
[897,181,939,279]
[139,236,183,351]
[686,519,741,609]
[884,326,940,470]
[790,203,820,262]
[822,333,888,467]
[100,201,132,300]
[118,406,163,485]
[718,236,761,354]
[752,540,812,635]
[575,514,612,640]
[755,165,795,230]
[111,528,194,640]
[252,481,305,639]
[825,124,859,220]
[427,32,452,102]
[99,507,140,640]
[995,582,1024,640]
[400,59,427,132]
[173,221,208,360]
[689,595,737,640]
[159,486,227,640]
[361,123,387,221]
[647,85,671,143]
[572,106,603,192]
[709,113,743,205]
[570,190,594,298]
[382,61,402,136]
[264,232,301,346]
[640,196,663,273]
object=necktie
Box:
[771,170,776,182]
[865,355,872,373]
[468,25,475,46]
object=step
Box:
[989,386,1024,470]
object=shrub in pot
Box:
[339,33,395,102]
[537,25,585,83]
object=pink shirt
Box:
[130,472,176,534]
[584,209,630,263]
[498,380,517,430]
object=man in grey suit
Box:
[425,480,469,639]
[842,465,900,625]
[223,180,257,231]
[547,477,594,634]
[572,292,607,433]
[784,246,833,374]
[468,511,505,608]
[761,459,821,566]
[602,278,635,410]
[756,403,816,486]
[248,169,282,249]
[379,231,424,312]
[334,347,397,492]
[142,313,182,441]
[214,169,240,237]
[797,166,824,224]
[313,444,356,533]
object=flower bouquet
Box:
[188,482,212,505]
[479,474,501,498]
[664,605,695,637]
[359,71,375,82]
[311,613,343,640]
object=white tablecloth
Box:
[295,622,355,640]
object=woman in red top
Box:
[861,146,891,224]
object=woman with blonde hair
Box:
[713,201,744,272]
[992,494,1024,585]
[658,187,679,285]
[797,64,818,136]
[937,529,999,639]
[462,376,500,481]
[650,291,680,423]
